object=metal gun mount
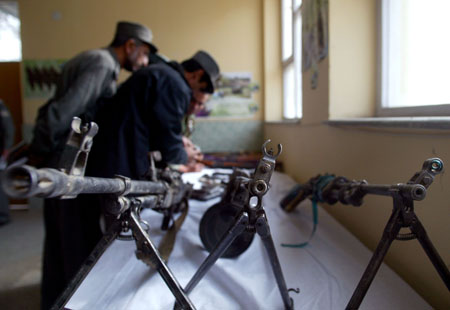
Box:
[176,140,297,310]
[344,158,450,310]
[2,117,196,310]
[279,157,449,310]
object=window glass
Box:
[283,64,295,117]
[0,1,21,62]
[293,9,302,119]
[381,0,450,114]
[282,0,293,61]
[282,0,302,119]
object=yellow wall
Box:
[265,0,449,308]
[329,0,376,118]
[18,0,263,125]
[262,0,282,121]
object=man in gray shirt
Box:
[30,21,157,166]
[29,21,158,309]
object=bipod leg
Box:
[129,211,195,310]
[409,213,450,289]
[174,212,248,309]
[346,206,402,310]
[51,220,121,310]
[256,214,294,310]
[184,212,249,295]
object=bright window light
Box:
[282,0,293,61]
[380,0,450,115]
[0,1,21,62]
[282,0,302,119]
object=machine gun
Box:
[178,140,297,310]
[280,158,450,309]
[2,118,196,310]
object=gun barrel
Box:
[2,165,167,199]
[359,183,427,201]
[322,181,427,206]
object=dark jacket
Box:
[0,100,14,155]
[87,62,192,179]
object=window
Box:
[0,1,21,62]
[379,0,450,116]
[282,0,302,119]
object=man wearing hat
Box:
[30,21,158,310]
[30,21,157,166]
[87,50,221,179]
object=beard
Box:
[124,49,140,72]
[123,58,134,72]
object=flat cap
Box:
[192,50,220,93]
[114,21,158,53]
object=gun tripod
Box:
[318,158,450,309]
[178,141,296,310]
[282,157,449,309]
[51,198,196,310]
[346,194,450,309]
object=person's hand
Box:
[177,162,205,173]
[182,136,203,163]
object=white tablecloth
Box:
[67,169,430,309]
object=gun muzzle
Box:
[1,165,62,198]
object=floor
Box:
[0,198,43,310]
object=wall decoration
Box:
[302,0,329,89]
[196,72,259,118]
[192,120,263,153]
[23,59,65,99]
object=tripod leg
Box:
[256,214,294,310]
[129,211,196,310]
[410,214,450,290]
[184,212,249,294]
[346,207,402,310]
[51,220,121,310]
